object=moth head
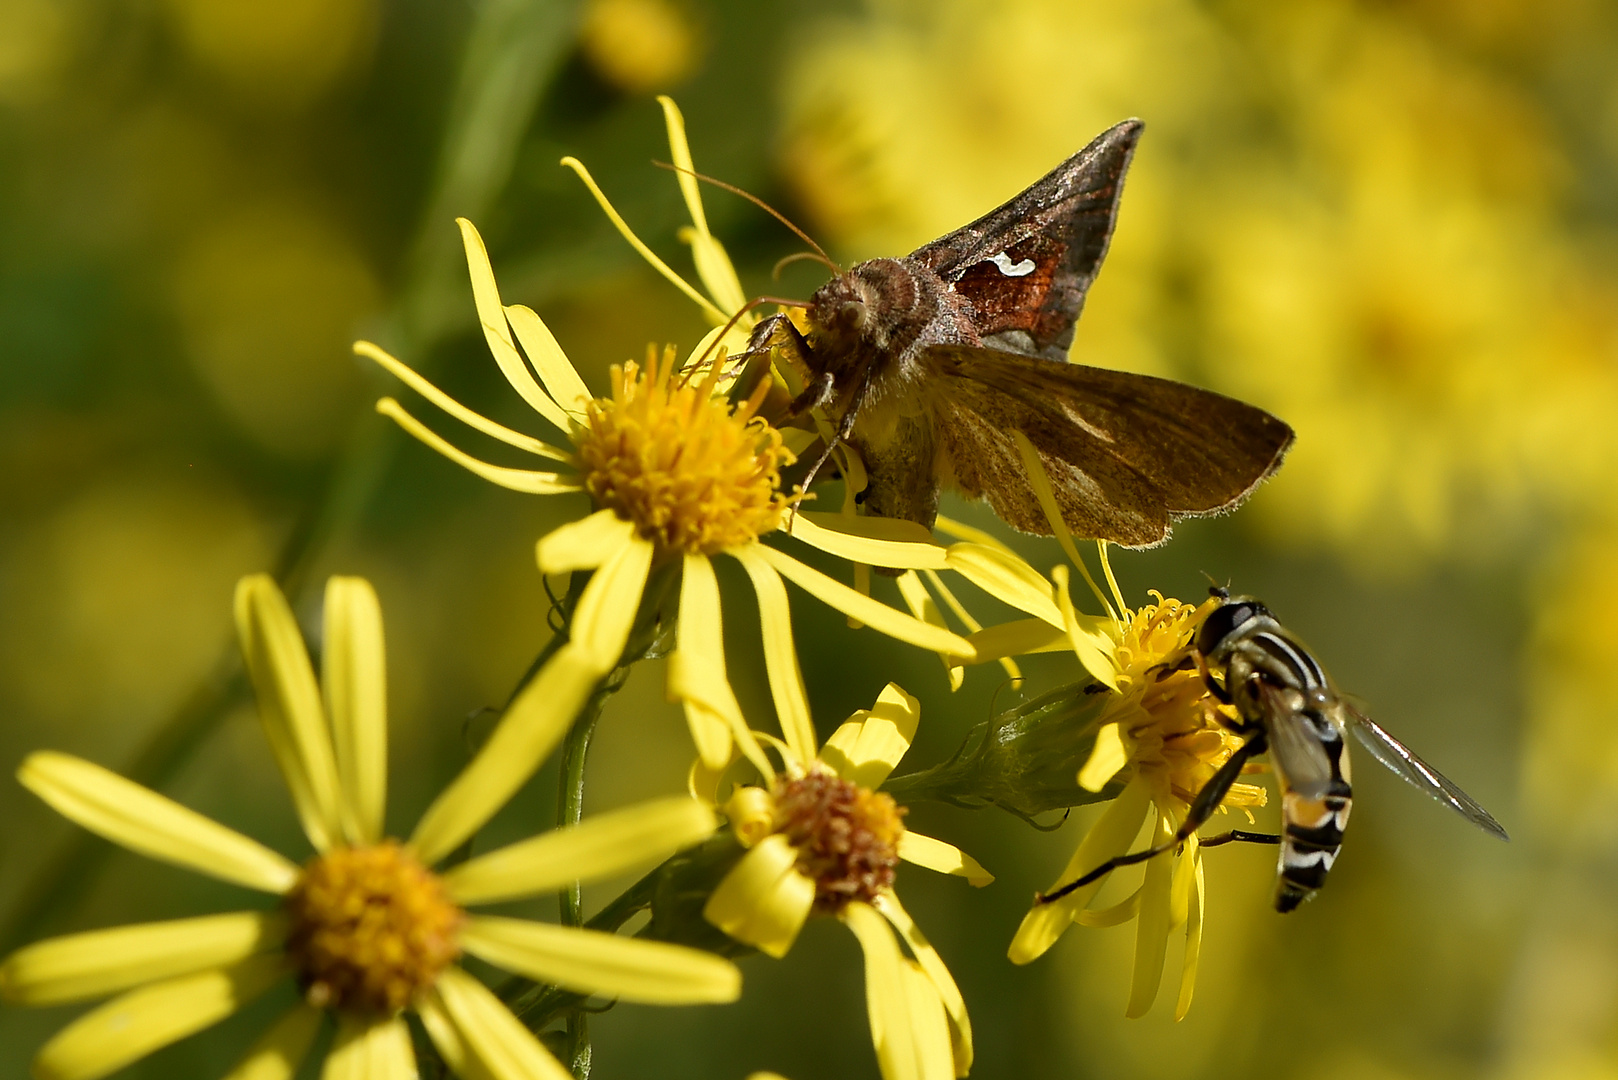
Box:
[809,273,874,342]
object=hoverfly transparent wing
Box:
[1346,707,1509,840]
[1255,680,1336,800]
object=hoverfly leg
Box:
[1199,830,1281,849]
[1196,652,1234,706]
[1035,734,1268,906]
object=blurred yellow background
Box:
[2,0,1616,1077]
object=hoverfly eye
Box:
[1196,601,1257,656]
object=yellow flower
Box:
[704,684,991,1080]
[360,211,975,778]
[1,574,738,1080]
[1007,591,1267,1020]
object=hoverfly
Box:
[1039,588,1509,912]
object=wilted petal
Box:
[430,966,572,1080]
[895,832,993,887]
[410,646,600,865]
[820,683,920,789]
[703,834,815,958]
[442,796,716,905]
[2,911,283,1007]
[235,574,344,852]
[18,752,299,895]
[33,954,285,1080]
[323,577,387,844]
[462,916,740,1004]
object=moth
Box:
[746,119,1293,546]
[1038,589,1509,912]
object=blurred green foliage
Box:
[2,0,1617,1077]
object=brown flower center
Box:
[284,841,463,1015]
[774,768,905,913]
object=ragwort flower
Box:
[1,574,737,1080]
[1007,589,1267,1020]
[704,684,991,1080]
[361,213,974,782]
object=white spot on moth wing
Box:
[989,252,1036,277]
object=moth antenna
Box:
[685,294,809,380]
[653,160,842,274]
[773,250,842,279]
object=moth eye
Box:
[837,301,869,331]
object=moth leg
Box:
[1035,732,1269,905]
[1198,830,1281,848]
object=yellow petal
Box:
[751,543,975,659]
[431,966,573,1080]
[669,553,738,770]
[457,217,573,432]
[842,900,919,1080]
[702,834,814,958]
[874,892,972,1076]
[570,534,654,672]
[534,508,635,574]
[33,954,285,1080]
[1126,810,1176,1018]
[461,916,741,1004]
[221,1004,323,1080]
[504,303,591,418]
[323,577,387,845]
[416,992,483,1080]
[730,546,816,768]
[1073,888,1143,928]
[788,513,949,569]
[234,574,344,852]
[410,646,600,864]
[960,619,1068,666]
[17,752,299,894]
[377,398,580,494]
[901,959,957,1080]
[1077,723,1127,792]
[323,1013,416,1080]
[658,96,748,316]
[2,911,283,1007]
[1007,777,1152,964]
[931,515,1015,554]
[560,156,727,324]
[943,543,1062,628]
[894,572,963,692]
[922,569,1020,685]
[355,340,570,461]
[895,832,993,887]
[1175,860,1206,1022]
[1052,565,1121,691]
[820,683,920,789]
[443,796,716,905]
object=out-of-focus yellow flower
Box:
[0,0,80,105]
[1009,592,1266,1020]
[173,202,380,458]
[160,0,375,109]
[362,215,973,777]
[704,684,990,1080]
[1,575,737,1080]
[580,0,703,94]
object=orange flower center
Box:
[284,841,463,1015]
[774,767,906,913]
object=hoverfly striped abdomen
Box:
[1199,597,1355,911]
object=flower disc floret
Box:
[284,841,463,1015]
[575,350,796,556]
[773,767,906,913]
